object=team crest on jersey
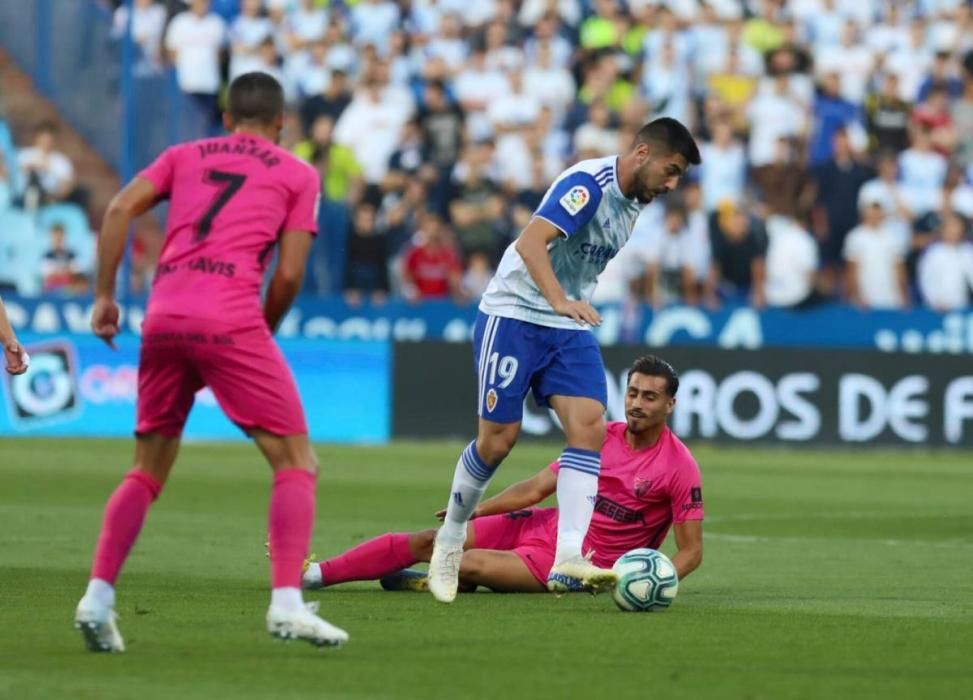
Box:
[559,185,590,215]
[634,477,653,498]
[485,389,498,413]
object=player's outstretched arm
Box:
[0,295,29,375]
[442,466,557,520]
[671,520,703,580]
[92,177,158,347]
[263,231,313,332]
[514,219,601,326]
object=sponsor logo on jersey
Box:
[559,185,590,215]
[485,388,498,413]
[573,242,619,264]
[594,495,643,524]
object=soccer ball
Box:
[611,548,679,612]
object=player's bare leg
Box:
[458,550,547,593]
[75,432,181,652]
[252,429,348,647]
[546,396,617,594]
[429,419,519,603]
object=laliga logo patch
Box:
[634,477,653,498]
[559,185,590,215]
[485,388,498,413]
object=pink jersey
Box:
[138,132,320,324]
[551,422,704,567]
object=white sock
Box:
[271,587,304,613]
[83,578,115,609]
[438,441,497,544]
[554,448,601,564]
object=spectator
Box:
[350,0,400,54]
[401,211,464,301]
[865,72,912,155]
[812,128,873,291]
[164,0,227,118]
[418,80,464,175]
[752,136,815,221]
[17,122,77,209]
[809,71,862,167]
[299,67,352,135]
[283,0,328,54]
[448,141,505,259]
[112,0,167,74]
[699,120,746,213]
[333,66,413,186]
[918,212,973,311]
[953,51,973,167]
[343,203,389,305]
[857,151,916,242]
[644,203,698,308]
[228,0,273,82]
[763,215,820,309]
[461,250,494,300]
[40,224,87,295]
[912,83,958,157]
[297,116,363,204]
[705,204,768,308]
[843,193,910,310]
[746,73,807,167]
[898,126,949,217]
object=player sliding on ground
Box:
[428,119,701,601]
[74,72,348,652]
[0,294,30,375]
[303,357,703,594]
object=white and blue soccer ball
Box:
[611,548,679,612]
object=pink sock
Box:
[320,533,417,586]
[90,470,162,585]
[268,468,317,589]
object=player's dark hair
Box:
[227,72,284,126]
[634,118,701,166]
[627,355,679,397]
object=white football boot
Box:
[75,599,125,653]
[427,535,464,603]
[547,552,618,595]
[266,601,348,647]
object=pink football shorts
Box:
[136,314,308,437]
[471,507,558,585]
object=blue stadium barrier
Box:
[0,333,391,443]
[2,295,973,354]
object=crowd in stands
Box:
[4,0,973,312]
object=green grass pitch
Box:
[2,438,972,699]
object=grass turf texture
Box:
[1,439,972,700]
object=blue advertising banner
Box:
[3,295,973,353]
[1,334,390,443]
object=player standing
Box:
[301,355,703,593]
[0,295,30,375]
[74,72,348,651]
[428,118,701,602]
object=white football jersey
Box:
[479,156,644,329]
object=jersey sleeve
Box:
[283,167,321,235]
[533,171,604,237]
[670,459,704,524]
[138,146,177,198]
